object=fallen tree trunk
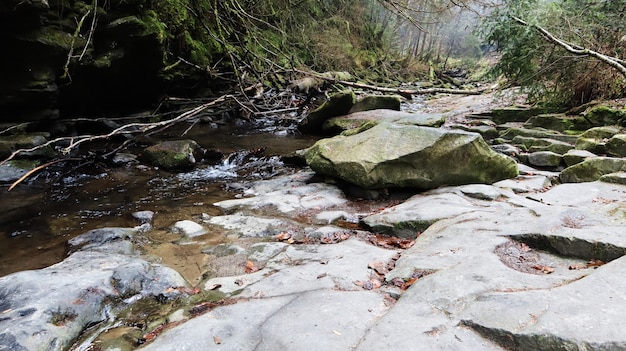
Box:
[293,69,486,99]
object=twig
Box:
[8,158,81,192]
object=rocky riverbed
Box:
[1,91,626,350]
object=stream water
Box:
[0,118,319,277]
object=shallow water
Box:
[0,120,318,277]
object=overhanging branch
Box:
[512,16,626,78]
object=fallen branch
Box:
[8,158,81,192]
[293,69,485,98]
[1,95,229,167]
[512,16,626,78]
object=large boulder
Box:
[304,123,518,190]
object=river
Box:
[0,118,319,277]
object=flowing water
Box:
[0,118,319,277]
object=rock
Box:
[494,175,553,193]
[132,210,155,223]
[575,126,623,154]
[297,90,356,134]
[362,192,489,237]
[348,94,401,113]
[491,143,522,157]
[204,213,289,237]
[452,124,499,140]
[323,109,445,135]
[489,106,549,124]
[560,157,626,183]
[142,140,202,170]
[510,135,573,154]
[523,113,591,132]
[606,134,626,157]
[575,137,606,154]
[563,149,597,166]
[172,220,207,237]
[0,133,54,158]
[500,127,578,144]
[0,160,38,183]
[600,172,626,185]
[304,123,518,190]
[0,229,186,351]
[527,151,563,168]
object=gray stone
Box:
[305,123,518,190]
[362,193,488,237]
[205,214,288,237]
[0,244,186,351]
[527,151,563,167]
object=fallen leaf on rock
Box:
[275,232,292,241]
[373,235,415,249]
[317,273,327,279]
[332,330,342,336]
[244,260,259,273]
[234,278,244,286]
[189,301,220,317]
[587,259,605,267]
[214,336,222,344]
[569,259,606,270]
[532,265,555,274]
[368,261,388,275]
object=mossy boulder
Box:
[304,123,518,190]
[510,136,573,154]
[606,134,626,157]
[142,139,202,170]
[523,113,591,133]
[489,106,549,124]
[583,105,626,126]
[563,149,597,167]
[298,90,356,135]
[500,127,578,144]
[560,157,626,183]
[575,126,623,154]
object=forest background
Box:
[1,0,625,122]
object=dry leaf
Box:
[213,336,222,344]
[244,260,259,273]
[368,261,388,275]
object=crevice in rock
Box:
[460,320,593,351]
[510,233,626,262]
